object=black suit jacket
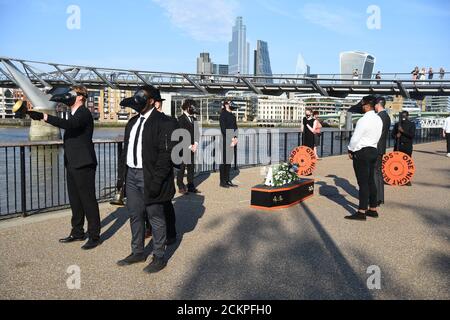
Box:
[219,109,238,138]
[178,113,199,145]
[46,106,97,169]
[377,110,391,155]
[392,120,416,145]
[118,109,176,205]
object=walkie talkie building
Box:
[340,51,376,81]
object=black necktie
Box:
[133,117,145,167]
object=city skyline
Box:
[1,0,449,75]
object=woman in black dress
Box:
[302,109,315,149]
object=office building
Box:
[340,51,376,81]
[229,17,250,75]
[172,94,255,123]
[256,96,305,123]
[0,88,16,118]
[253,40,273,83]
[425,96,450,112]
[197,52,214,75]
[213,64,229,75]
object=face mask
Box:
[49,87,79,107]
[120,90,149,114]
[229,102,238,111]
[188,105,199,115]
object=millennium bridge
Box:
[1,57,450,100]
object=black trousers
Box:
[219,141,235,184]
[126,168,166,258]
[353,147,378,210]
[446,133,450,153]
[177,153,195,190]
[66,165,101,241]
[374,154,384,204]
[395,142,413,157]
[145,201,177,240]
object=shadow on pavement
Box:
[326,174,359,199]
[164,193,206,261]
[175,202,374,299]
[100,207,129,243]
[316,181,357,215]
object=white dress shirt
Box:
[443,117,450,133]
[127,109,154,169]
[184,111,199,148]
[348,110,383,152]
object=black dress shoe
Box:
[344,212,367,221]
[117,253,146,266]
[143,255,167,274]
[366,210,379,218]
[226,181,238,187]
[81,239,101,250]
[220,183,230,188]
[59,235,86,243]
[188,188,202,194]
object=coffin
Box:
[251,179,315,211]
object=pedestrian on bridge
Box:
[411,66,419,81]
[428,67,434,82]
[439,67,445,80]
[375,71,381,85]
[419,68,426,84]
[346,95,382,221]
[443,115,450,157]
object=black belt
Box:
[127,166,143,171]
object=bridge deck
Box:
[0,141,449,299]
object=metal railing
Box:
[0,140,121,218]
[0,128,444,218]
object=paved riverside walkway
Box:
[0,141,449,300]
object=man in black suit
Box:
[116,85,176,274]
[392,111,416,186]
[392,111,416,157]
[176,99,201,194]
[219,100,238,188]
[374,97,391,206]
[28,86,101,250]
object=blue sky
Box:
[0,0,449,74]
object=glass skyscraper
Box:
[254,40,273,83]
[340,51,376,81]
[228,17,250,75]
